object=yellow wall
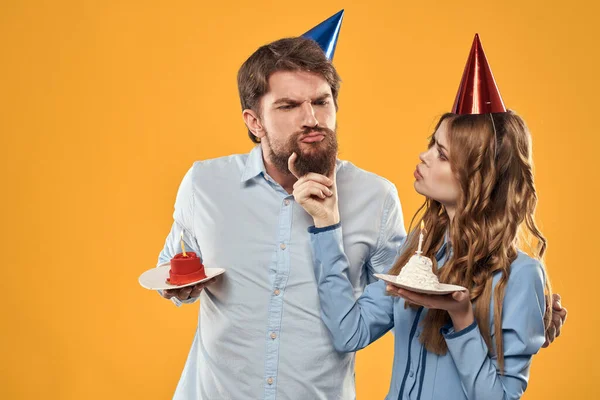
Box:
[1,1,597,398]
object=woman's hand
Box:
[386,285,475,332]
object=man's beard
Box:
[267,126,338,177]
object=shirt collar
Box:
[435,230,450,262]
[240,145,266,183]
[240,145,344,183]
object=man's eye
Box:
[314,100,329,106]
[279,105,294,110]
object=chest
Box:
[190,180,380,289]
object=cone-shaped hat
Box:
[452,34,506,114]
[302,10,344,60]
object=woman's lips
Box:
[414,166,423,180]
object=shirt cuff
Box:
[307,222,342,234]
[441,320,478,340]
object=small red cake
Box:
[167,252,207,285]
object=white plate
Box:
[374,273,466,295]
[138,262,225,290]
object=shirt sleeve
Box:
[156,164,203,306]
[309,224,396,353]
[442,257,547,400]
[367,185,406,281]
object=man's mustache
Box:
[296,126,335,138]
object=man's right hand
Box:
[288,152,339,228]
[161,278,216,301]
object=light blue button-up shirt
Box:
[157,145,406,399]
[309,225,547,400]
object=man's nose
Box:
[300,101,319,129]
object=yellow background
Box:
[1,0,598,398]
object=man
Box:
[157,36,566,400]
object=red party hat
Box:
[452,34,506,114]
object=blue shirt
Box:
[309,225,547,400]
[157,145,406,399]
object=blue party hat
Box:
[302,10,344,60]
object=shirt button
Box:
[409,370,414,377]
[274,289,281,296]
[280,243,286,250]
[267,377,274,385]
[284,199,290,206]
[270,332,277,339]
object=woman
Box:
[291,37,554,400]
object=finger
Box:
[385,285,406,295]
[401,295,427,308]
[189,284,204,298]
[552,302,562,314]
[545,324,557,345]
[552,302,563,312]
[398,289,430,307]
[293,173,333,190]
[162,290,175,299]
[394,290,424,307]
[559,307,568,323]
[552,314,563,338]
[295,179,333,194]
[552,295,563,311]
[553,293,561,303]
[386,285,405,297]
[296,185,329,201]
[288,152,300,179]
[190,278,218,297]
[208,276,219,284]
[551,304,567,324]
[552,312,563,326]
[294,186,324,202]
[385,284,402,297]
[452,291,468,301]
[177,286,193,301]
[326,166,338,197]
[295,181,333,197]
[547,324,557,340]
[399,288,426,301]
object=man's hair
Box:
[237,37,341,143]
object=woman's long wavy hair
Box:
[388,110,552,373]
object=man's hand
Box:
[161,278,217,301]
[288,152,339,227]
[543,293,568,348]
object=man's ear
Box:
[242,109,266,140]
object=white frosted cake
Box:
[395,254,440,290]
